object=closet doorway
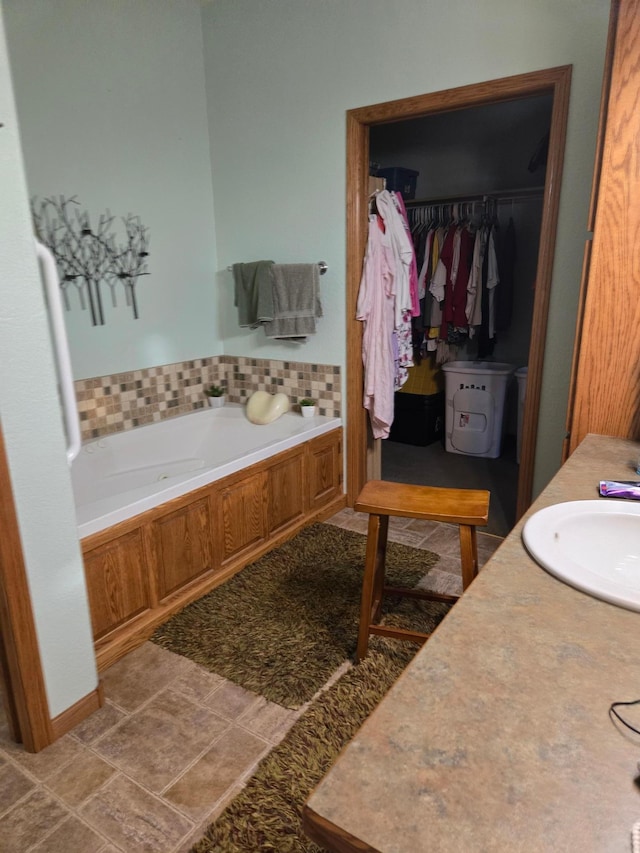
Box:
[345,66,572,529]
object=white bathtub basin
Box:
[72,404,341,539]
[522,499,640,611]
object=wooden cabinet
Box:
[567,0,640,453]
[81,429,344,670]
[267,446,306,535]
[218,469,267,565]
[83,529,150,641]
[308,430,343,511]
[152,497,215,600]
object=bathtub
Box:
[72,404,341,539]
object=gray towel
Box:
[264,264,322,342]
[233,261,275,328]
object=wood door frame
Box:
[563,0,619,458]
[346,66,572,521]
[0,426,55,752]
[0,425,103,751]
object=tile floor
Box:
[0,509,502,852]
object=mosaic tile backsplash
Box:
[74,355,341,440]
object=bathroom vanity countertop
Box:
[303,434,640,852]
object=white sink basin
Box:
[522,500,640,611]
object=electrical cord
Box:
[609,699,640,736]
[609,699,640,850]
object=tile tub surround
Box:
[74,356,341,440]
[304,434,640,852]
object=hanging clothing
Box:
[357,215,397,439]
[403,195,524,364]
[375,190,414,328]
[357,189,421,437]
[466,226,485,330]
[360,189,524,435]
[395,308,414,390]
[392,191,420,317]
[430,228,449,304]
[476,225,500,359]
[486,227,500,340]
[425,227,445,347]
[495,217,517,331]
[417,228,434,300]
[441,225,474,337]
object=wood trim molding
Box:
[587,0,620,233]
[349,66,570,125]
[0,631,21,743]
[346,112,369,504]
[567,0,640,451]
[0,426,54,752]
[565,1,619,460]
[302,805,379,853]
[346,66,573,520]
[515,65,572,517]
[51,681,104,741]
[563,237,593,463]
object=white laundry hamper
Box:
[441,361,515,459]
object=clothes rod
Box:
[404,187,545,207]
[228,261,328,275]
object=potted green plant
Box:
[205,384,226,408]
[299,397,317,418]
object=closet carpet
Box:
[382,435,518,537]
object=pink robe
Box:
[357,216,396,439]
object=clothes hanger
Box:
[368,188,381,216]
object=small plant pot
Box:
[301,405,317,418]
[207,395,226,408]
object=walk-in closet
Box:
[368,94,553,536]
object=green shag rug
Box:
[152,522,441,709]
[191,637,441,852]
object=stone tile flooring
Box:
[0,510,501,852]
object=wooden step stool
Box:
[354,480,490,661]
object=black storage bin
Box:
[375,167,419,200]
[389,391,444,447]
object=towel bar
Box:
[228,261,327,275]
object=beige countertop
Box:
[304,435,640,852]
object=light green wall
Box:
[0,0,613,718]
[0,9,97,717]
[3,0,220,379]
[201,0,611,496]
[2,0,612,498]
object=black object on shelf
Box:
[389,391,445,447]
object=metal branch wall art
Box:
[32,195,150,326]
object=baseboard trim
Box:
[51,680,104,740]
